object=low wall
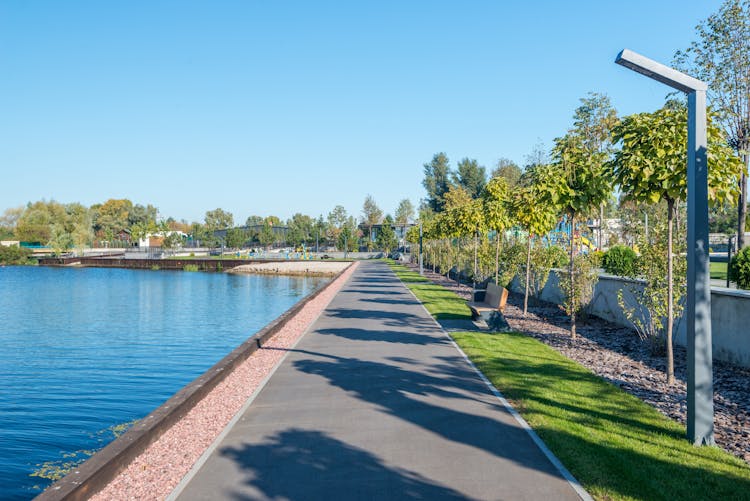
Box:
[510,271,750,369]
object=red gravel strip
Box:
[90,262,358,501]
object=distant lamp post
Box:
[615,48,714,446]
[419,221,424,275]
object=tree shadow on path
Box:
[219,428,467,501]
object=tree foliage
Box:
[204,208,234,231]
[394,199,415,228]
[491,158,523,188]
[675,0,750,247]
[611,103,743,207]
[376,216,398,253]
[422,152,453,212]
[453,158,487,199]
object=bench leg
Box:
[479,310,510,332]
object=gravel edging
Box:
[36,262,358,501]
[410,264,750,465]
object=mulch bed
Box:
[409,264,750,464]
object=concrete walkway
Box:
[173,261,584,500]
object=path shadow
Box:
[315,327,448,346]
[324,307,435,330]
[219,428,467,500]
[291,351,562,475]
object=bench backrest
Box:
[485,283,509,311]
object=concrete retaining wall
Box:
[510,271,750,369]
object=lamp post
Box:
[615,48,714,446]
[419,220,424,275]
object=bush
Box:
[183,264,200,272]
[602,245,638,277]
[0,245,33,265]
[547,245,569,268]
[730,247,750,289]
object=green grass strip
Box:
[389,262,472,320]
[710,261,728,281]
[390,262,750,501]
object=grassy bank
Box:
[389,263,750,500]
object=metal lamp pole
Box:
[419,220,424,275]
[615,48,714,446]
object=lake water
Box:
[0,266,325,500]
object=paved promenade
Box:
[172,261,584,500]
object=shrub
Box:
[0,245,33,265]
[183,264,199,272]
[602,245,638,277]
[547,245,569,268]
[730,247,750,289]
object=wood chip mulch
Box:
[409,264,750,464]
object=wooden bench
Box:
[467,283,510,331]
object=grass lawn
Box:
[389,262,750,501]
[711,261,728,281]
[389,264,472,320]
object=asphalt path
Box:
[173,261,585,501]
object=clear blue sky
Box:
[0,1,722,224]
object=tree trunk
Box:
[569,214,577,339]
[473,231,478,290]
[454,239,460,286]
[739,151,749,249]
[495,233,500,285]
[597,203,604,252]
[524,235,532,316]
[666,198,675,385]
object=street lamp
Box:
[419,220,423,275]
[615,48,714,446]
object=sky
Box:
[0,1,724,224]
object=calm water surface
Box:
[0,266,325,500]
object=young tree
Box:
[512,176,559,316]
[442,186,485,285]
[422,152,453,212]
[453,158,487,198]
[361,195,383,251]
[539,130,612,338]
[611,102,743,383]
[481,176,512,285]
[675,0,750,248]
